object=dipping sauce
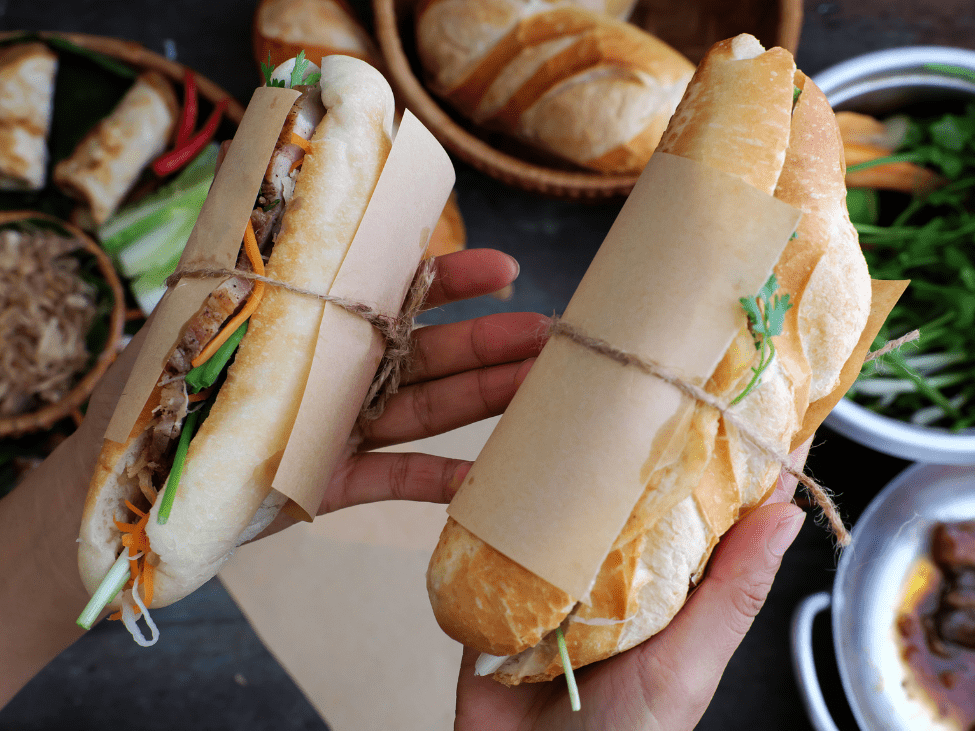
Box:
[895,521,975,730]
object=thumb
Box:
[636,502,806,730]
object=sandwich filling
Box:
[78,56,326,641]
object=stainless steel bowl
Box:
[813,47,975,464]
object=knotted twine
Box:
[165,257,437,423]
[546,318,921,548]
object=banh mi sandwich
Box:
[0,42,58,191]
[427,34,873,684]
[54,70,178,225]
[77,54,397,644]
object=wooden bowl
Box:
[373,0,803,199]
[0,211,126,438]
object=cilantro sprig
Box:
[731,274,792,405]
[846,100,975,429]
[261,50,322,89]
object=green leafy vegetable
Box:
[156,409,201,525]
[555,627,581,712]
[261,49,321,89]
[98,143,218,313]
[76,549,132,629]
[731,274,792,406]
[847,102,975,429]
[184,322,248,393]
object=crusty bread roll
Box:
[415,0,695,174]
[427,33,872,683]
[0,42,57,191]
[252,0,467,259]
[78,56,396,610]
[54,71,178,225]
[252,0,383,70]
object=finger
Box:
[360,358,535,449]
[321,451,473,513]
[406,311,549,385]
[424,249,520,308]
[633,502,806,730]
[765,437,813,505]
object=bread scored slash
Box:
[426,34,872,683]
[414,0,695,175]
[78,56,396,620]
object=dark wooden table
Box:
[0,1,967,729]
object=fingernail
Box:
[769,510,805,558]
[448,463,472,496]
[507,254,521,280]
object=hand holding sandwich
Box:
[0,246,540,709]
[454,441,809,731]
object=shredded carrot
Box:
[289,133,311,172]
[290,132,311,153]
[190,219,266,368]
[187,387,213,402]
[109,501,153,620]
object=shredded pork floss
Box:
[0,227,96,415]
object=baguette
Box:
[78,56,396,616]
[253,0,468,258]
[427,33,872,682]
[415,0,695,174]
[252,0,383,69]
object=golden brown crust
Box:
[78,57,397,609]
[415,0,694,174]
[427,34,874,683]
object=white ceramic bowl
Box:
[814,47,975,464]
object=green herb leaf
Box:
[731,274,792,405]
[290,50,310,88]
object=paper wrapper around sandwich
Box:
[103,84,455,522]
[447,151,905,604]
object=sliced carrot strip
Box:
[290,132,311,153]
[190,219,266,368]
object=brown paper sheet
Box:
[104,86,301,445]
[272,110,455,520]
[219,418,500,731]
[448,152,802,599]
[792,278,910,450]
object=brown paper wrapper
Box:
[791,278,910,450]
[102,89,455,522]
[105,86,301,445]
[448,152,802,599]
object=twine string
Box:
[546,317,853,545]
[165,258,436,422]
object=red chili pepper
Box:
[175,68,198,148]
[152,97,228,177]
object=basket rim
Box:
[372,0,640,200]
[372,0,803,200]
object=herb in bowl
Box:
[846,101,975,429]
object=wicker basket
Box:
[0,211,126,438]
[373,0,803,199]
[0,33,245,437]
